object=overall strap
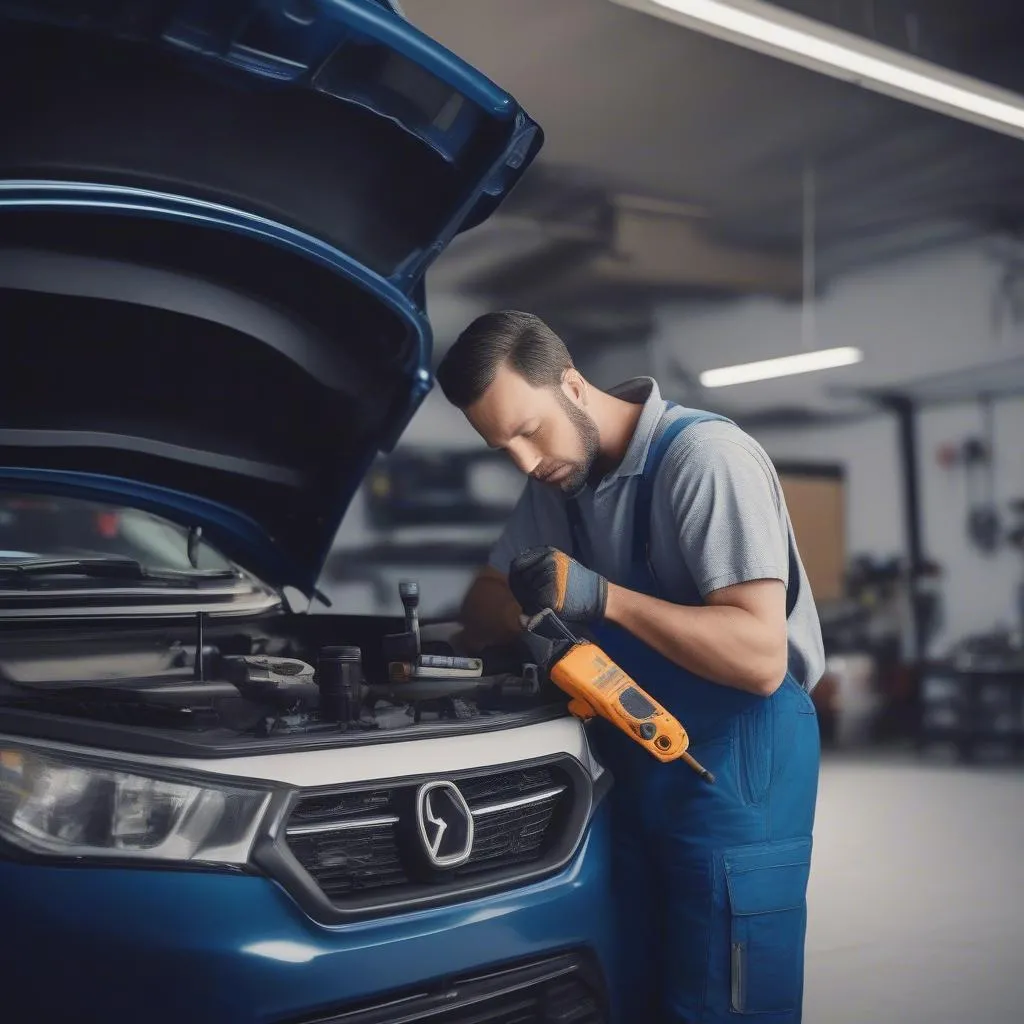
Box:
[631,404,729,568]
[564,405,727,570]
[634,404,802,618]
[566,496,585,561]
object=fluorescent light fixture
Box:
[699,346,863,387]
[610,0,1024,141]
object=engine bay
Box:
[0,580,563,757]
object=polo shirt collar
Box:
[603,376,665,481]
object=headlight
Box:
[0,746,271,865]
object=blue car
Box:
[0,3,616,1021]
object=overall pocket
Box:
[734,698,773,806]
[785,675,818,716]
[723,836,812,1015]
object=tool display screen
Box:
[618,686,657,720]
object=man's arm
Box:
[611,427,794,696]
[604,578,788,696]
[507,547,788,695]
[457,566,523,653]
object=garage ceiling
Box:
[404,0,1024,350]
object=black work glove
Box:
[508,546,608,624]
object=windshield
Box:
[0,493,233,572]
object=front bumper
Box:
[0,802,614,1024]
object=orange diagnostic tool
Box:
[522,609,715,783]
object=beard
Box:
[555,392,600,497]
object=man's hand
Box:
[508,547,608,624]
[456,566,524,654]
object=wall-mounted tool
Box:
[965,398,1001,554]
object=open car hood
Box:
[0,0,542,595]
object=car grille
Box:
[283,760,585,913]
[293,951,608,1024]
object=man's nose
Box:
[507,441,540,477]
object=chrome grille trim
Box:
[285,814,399,837]
[471,785,567,817]
[283,783,568,836]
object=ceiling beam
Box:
[452,194,802,302]
[604,198,803,294]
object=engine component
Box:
[382,630,418,664]
[222,655,319,711]
[193,610,205,681]
[387,659,482,683]
[366,670,544,708]
[419,653,484,672]
[379,580,423,667]
[0,577,551,746]
[316,646,364,724]
[399,580,421,654]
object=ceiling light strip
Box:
[699,346,863,387]
[611,0,1024,140]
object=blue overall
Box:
[566,408,821,1024]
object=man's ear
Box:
[561,368,587,405]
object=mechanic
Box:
[435,310,824,1024]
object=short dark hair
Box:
[435,310,573,409]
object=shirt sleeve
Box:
[659,427,790,598]
[487,479,573,576]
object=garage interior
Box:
[322,2,1024,1021]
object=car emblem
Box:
[414,781,474,869]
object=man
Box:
[436,310,823,1024]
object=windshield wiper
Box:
[0,557,238,585]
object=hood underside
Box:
[0,0,543,593]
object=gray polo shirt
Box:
[488,377,825,691]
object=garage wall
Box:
[754,399,1024,653]
[651,237,1024,653]
[649,237,1024,418]
[915,397,1024,649]
[574,339,657,389]
[753,414,903,560]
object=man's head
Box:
[436,311,600,495]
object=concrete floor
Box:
[804,752,1024,1024]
